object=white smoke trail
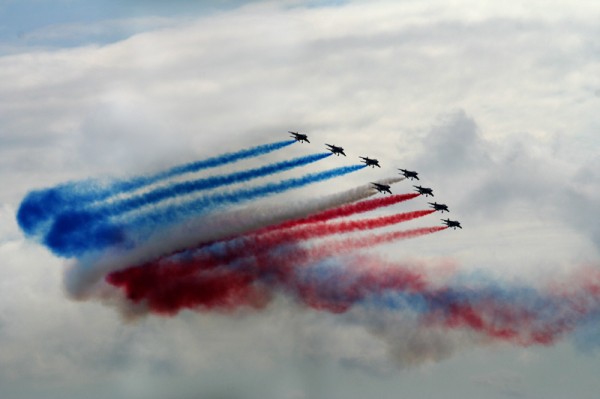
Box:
[65,177,405,299]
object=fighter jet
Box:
[325,144,346,156]
[414,185,434,197]
[442,219,462,229]
[371,183,392,194]
[428,202,449,213]
[289,131,309,143]
[359,156,381,168]
[398,168,419,181]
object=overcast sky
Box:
[1,1,600,398]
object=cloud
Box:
[1,1,600,397]
[473,370,525,398]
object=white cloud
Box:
[1,0,600,397]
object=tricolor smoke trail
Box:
[257,192,419,234]
[83,152,333,219]
[206,209,437,262]
[40,162,365,258]
[107,225,447,315]
[36,152,332,257]
[107,242,600,349]
[19,137,600,370]
[128,163,367,229]
[17,139,295,237]
[64,177,408,298]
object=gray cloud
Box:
[1,1,600,398]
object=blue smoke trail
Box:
[38,152,331,259]
[294,259,590,345]
[42,152,331,256]
[132,164,367,230]
[17,140,295,236]
[43,164,366,257]
[93,152,332,218]
[113,139,297,190]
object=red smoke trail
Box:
[305,225,447,260]
[107,224,446,314]
[426,299,545,345]
[278,254,600,346]
[168,208,436,275]
[416,266,600,346]
[248,209,436,250]
[107,257,271,315]
[109,236,600,348]
[255,193,420,235]
[107,209,438,292]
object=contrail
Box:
[108,241,600,349]
[198,176,407,247]
[129,140,297,184]
[16,139,296,237]
[90,152,333,219]
[204,209,437,263]
[65,177,401,298]
[39,152,332,257]
[106,225,445,315]
[256,191,417,234]
[18,136,600,370]
[129,164,368,227]
[177,209,436,275]
[42,163,366,258]
[295,259,600,346]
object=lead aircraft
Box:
[289,131,309,143]
[360,156,381,168]
[325,144,346,156]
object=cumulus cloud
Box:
[1,1,600,397]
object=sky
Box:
[1,0,600,398]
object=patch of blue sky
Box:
[0,0,267,50]
[286,0,350,10]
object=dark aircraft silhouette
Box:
[414,185,434,197]
[325,144,346,156]
[428,202,449,213]
[442,219,462,229]
[371,183,392,194]
[289,131,309,143]
[398,168,419,181]
[359,156,380,168]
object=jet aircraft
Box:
[359,156,381,168]
[371,183,392,194]
[289,131,309,143]
[428,202,449,213]
[398,168,419,180]
[414,185,434,197]
[325,144,346,156]
[442,219,462,229]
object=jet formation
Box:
[286,131,461,229]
